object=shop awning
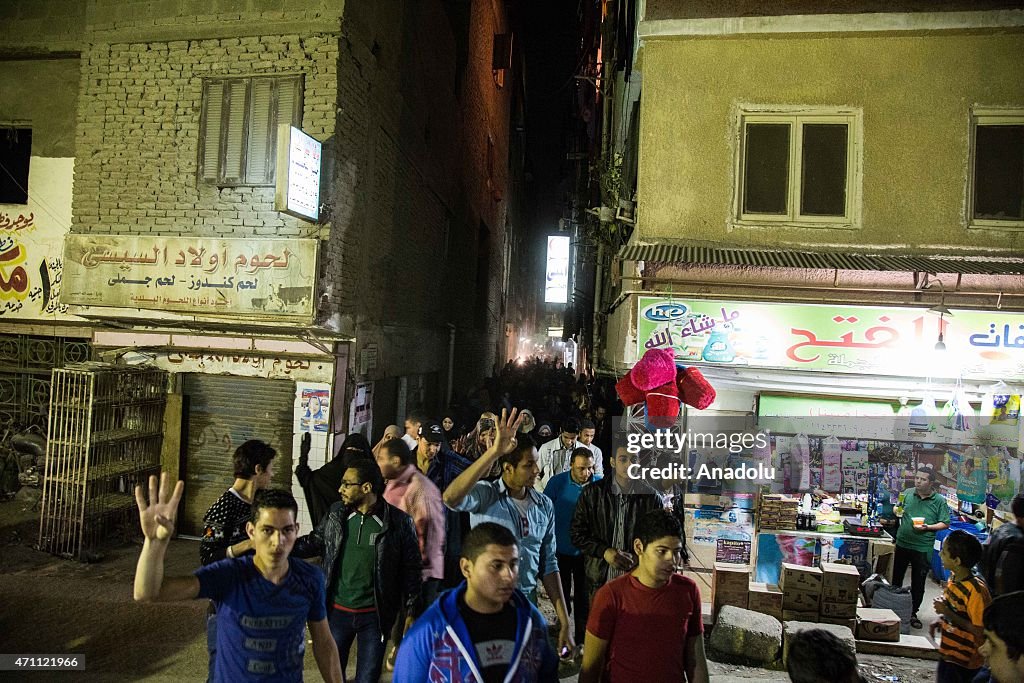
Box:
[617,243,1024,275]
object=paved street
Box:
[0,500,940,683]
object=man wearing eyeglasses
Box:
[571,446,664,601]
[292,459,422,683]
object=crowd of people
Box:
[128,357,1024,683]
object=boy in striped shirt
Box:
[930,530,992,683]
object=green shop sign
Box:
[636,296,1024,380]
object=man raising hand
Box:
[133,473,342,683]
[444,408,575,655]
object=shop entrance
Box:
[179,374,295,536]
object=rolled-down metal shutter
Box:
[181,374,295,536]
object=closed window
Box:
[970,109,1024,229]
[199,75,303,186]
[0,127,31,204]
[735,109,861,228]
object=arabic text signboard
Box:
[274,125,321,222]
[61,235,317,321]
[544,235,570,304]
[637,296,1024,380]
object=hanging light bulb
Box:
[934,311,947,351]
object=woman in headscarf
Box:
[440,411,462,445]
[452,412,503,480]
[294,431,373,527]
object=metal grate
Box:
[617,243,1024,275]
[180,374,295,536]
[38,364,167,560]
[0,335,91,433]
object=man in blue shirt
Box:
[133,474,342,683]
[545,446,600,648]
[443,408,575,656]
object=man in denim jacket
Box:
[443,408,574,655]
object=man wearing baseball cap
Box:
[420,419,477,588]
[415,420,445,473]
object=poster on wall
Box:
[0,158,79,321]
[300,388,330,433]
[755,533,818,584]
[637,296,1024,381]
[716,539,752,564]
[691,507,754,547]
[348,382,374,442]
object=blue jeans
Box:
[206,612,217,683]
[328,608,385,683]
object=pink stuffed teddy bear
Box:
[615,348,716,427]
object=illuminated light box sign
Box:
[275,125,322,222]
[544,235,570,304]
[637,296,1024,380]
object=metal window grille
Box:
[38,364,167,560]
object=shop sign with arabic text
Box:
[61,235,317,321]
[637,296,1024,380]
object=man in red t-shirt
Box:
[579,508,709,683]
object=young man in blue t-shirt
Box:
[544,446,600,645]
[133,473,342,683]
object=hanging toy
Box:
[615,348,717,428]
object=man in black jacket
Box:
[293,459,421,683]
[571,446,664,600]
[982,494,1024,598]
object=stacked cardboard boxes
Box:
[760,494,799,531]
[712,563,750,616]
[748,582,784,621]
[780,563,821,622]
[819,562,860,631]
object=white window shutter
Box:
[246,79,274,184]
[201,82,224,181]
[270,78,301,183]
[222,80,248,182]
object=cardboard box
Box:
[748,582,784,620]
[821,563,860,592]
[822,582,860,603]
[714,563,751,590]
[869,540,896,583]
[819,616,857,632]
[782,609,818,622]
[712,563,750,613]
[780,563,822,593]
[820,600,858,619]
[856,607,901,642]
[714,591,748,613]
[782,588,821,612]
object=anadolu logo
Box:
[642,302,689,323]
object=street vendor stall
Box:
[622,296,1024,636]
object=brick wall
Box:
[447,0,514,391]
[52,0,521,419]
[71,33,337,240]
[320,2,468,413]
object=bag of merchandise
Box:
[910,392,938,432]
[943,384,975,432]
[791,432,811,492]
